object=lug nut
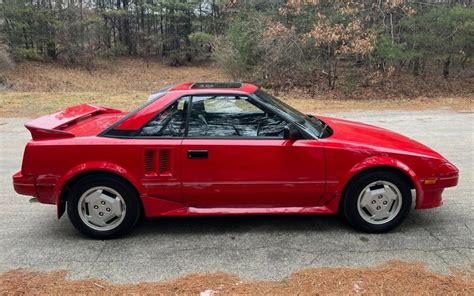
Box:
[378,195,383,199]
[94,205,98,209]
[99,212,104,216]
[101,201,106,205]
[383,201,388,205]
[376,206,381,210]
[371,200,376,204]
[106,208,111,212]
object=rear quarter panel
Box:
[21,137,181,206]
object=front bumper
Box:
[416,167,459,209]
[12,171,37,197]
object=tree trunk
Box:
[413,58,420,76]
[330,58,338,90]
[122,0,132,54]
[443,56,450,79]
[79,0,84,48]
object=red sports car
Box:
[13,82,459,239]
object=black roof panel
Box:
[190,82,242,89]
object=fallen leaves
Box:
[1,261,472,295]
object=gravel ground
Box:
[0,109,472,283]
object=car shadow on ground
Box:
[127,213,427,238]
[50,210,438,240]
[136,215,345,235]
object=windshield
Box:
[254,90,329,138]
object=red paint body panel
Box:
[180,139,326,207]
[25,104,123,140]
[12,84,459,221]
[12,171,37,197]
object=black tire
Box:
[341,171,412,233]
[67,174,141,239]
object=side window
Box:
[139,97,189,137]
[204,96,264,114]
[187,95,287,138]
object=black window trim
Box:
[102,91,315,140]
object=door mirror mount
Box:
[283,123,303,140]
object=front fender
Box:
[329,156,423,210]
[54,161,144,218]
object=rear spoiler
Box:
[25,104,122,140]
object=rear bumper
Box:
[13,171,58,204]
[12,171,37,197]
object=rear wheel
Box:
[67,175,140,239]
[342,171,412,233]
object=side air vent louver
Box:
[144,150,155,173]
[159,150,170,174]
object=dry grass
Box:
[2,58,228,92]
[1,91,471,118]
[280,93,473,114]
[0,58,472,117]
[1,261,472,295]
[0,91,147,117]
[0,58,227,117]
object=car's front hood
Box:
[319,116,442,158]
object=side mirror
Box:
[283,123,303,140]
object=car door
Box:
[180,94,326,207]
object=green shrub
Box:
[0,47,15,70]
[189,32,213,63]
[11,48,43,61]
[213,9,264,80]
[99,45,128,59]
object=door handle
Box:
[188,150,208,159]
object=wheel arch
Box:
[334,157,422,213]
[341,166,415,198]
[56,164,144,219]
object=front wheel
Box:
[341,171,412,233]
[67,174,141,239]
